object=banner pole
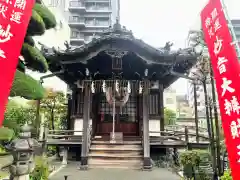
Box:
[220,0,240,58]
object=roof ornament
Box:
[113,18,121,32]
[64,41,71,52]
[163,41,173,52]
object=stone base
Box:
[143,157,152,171]
[79,156,88,171]
[110,132,123,142]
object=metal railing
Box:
[70,34,85,39]
[69,1,85,7]
[69,17,85,24]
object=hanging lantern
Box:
[139,81,143,94]
[102,80,106,93]
[127,81,131,94]
[91,81,95,93]
[115,80,119,93]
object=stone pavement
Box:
[49,162,180,180]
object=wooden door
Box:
[96,93,139,136]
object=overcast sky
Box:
[31,0,240,94]
[120,0,240,94]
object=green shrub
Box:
[10,70,46,100]
[21,43,48,73]
[30,156,50,180]
[24,36,35,47]
[180,150,211,180]
[17,59,26,73]
[0,127,14,142]
[27,9,45,36]
[221,170,232,180]
[33,4,56,29]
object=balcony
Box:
[69,17,85,28]
[70,33,85,44]
[85,21,109,28]
[69,1,86,12]
[86,6,111,13]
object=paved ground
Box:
[49,162,180,180]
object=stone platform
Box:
[49,162,180,180]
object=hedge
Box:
[33,3,57,29]
[24,36,35,47]
[21,43,48,73]
[0,127,14,141]
[27,9,45,36]
[10,70,46,100]
[17,59,26,73]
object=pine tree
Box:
[10,1,57,100]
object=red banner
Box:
[201,0,240,179]
[0,0,34,126]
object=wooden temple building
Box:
[42,21,199,170]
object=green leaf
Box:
[0,127,14,141]
[27,9,45,36]
[17,59,26,73]
[10,70,46,100]
[24,36,35,46]
[21,43,48,73]
[33,4,57,29]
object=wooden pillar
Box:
[71,90,76,116]
[80,82,90,170]
[142,80,151,170]
[67,97,72,130]
[159,83,164,132]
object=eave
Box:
[41,21,200,89]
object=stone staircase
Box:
[88,136,143,169]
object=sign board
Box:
[201,0,240,179]
[0,0,34,126]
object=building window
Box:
[48,0,59,7]
[71,30,79,38]
[69,16,83,23]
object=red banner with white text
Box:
[201,0,240,179]
[0,0,34,126]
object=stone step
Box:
[88,164,142,170]
[91,144,142,149]
[88,158,143,166]
[89,150,142,156]
[91,140,142,145]
[90,145,142,152]
[88,152,142,159]
[93,136,142,141]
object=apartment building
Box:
[27,0,70,93]
[46,0,120,47]
[163,87,177,112]
[176,95,193,118]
